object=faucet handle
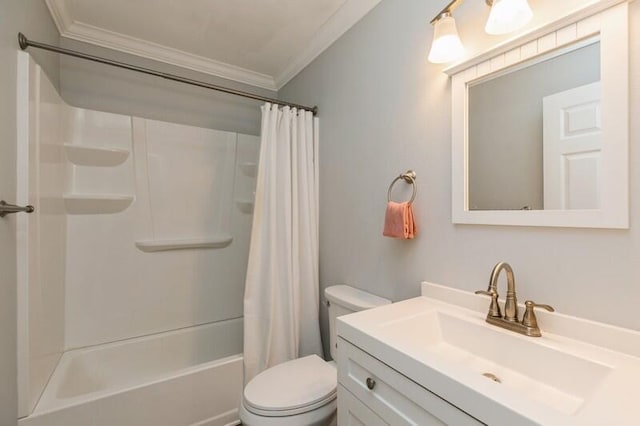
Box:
[522,300,555,328]
[475,290,501,318]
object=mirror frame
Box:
[447,2,629,229]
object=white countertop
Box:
[337,282,640,426]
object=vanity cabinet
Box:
[336,337,483,426]
[337,384,386,426]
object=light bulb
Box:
[428,14,465,64]
[485,0,533,35]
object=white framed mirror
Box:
[447,2,629,228]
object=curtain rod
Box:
[18,33,318,115]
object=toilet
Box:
[239,285,391,426]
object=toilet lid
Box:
[244,355,337,414]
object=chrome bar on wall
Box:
[17,33,318,115]
[0,200,34,217]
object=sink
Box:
[376,309,612,415]
[336,282,640,426]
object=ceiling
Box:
[45,0,382,90]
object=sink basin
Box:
[376,309,611,415]
[336,282,640,426]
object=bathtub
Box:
[19,318,244,426]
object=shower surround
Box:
[17,52,257,426]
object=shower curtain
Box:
[243,103,323,383]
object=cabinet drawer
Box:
[337,338,483,426]
[338,385,387,426]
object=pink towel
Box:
[383,201,417,239]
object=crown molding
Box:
[45,0,73,31]
[62,21,277,90]
[274,0,382,89]
[45,0,382,92]
[44,0,277,90]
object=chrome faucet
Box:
[475,262,554,337]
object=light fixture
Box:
[485,0,533,35]
[428,12,465,63]
[428,0,534,64]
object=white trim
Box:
[274,0,382,89]
[450,3,629,229]
[16,51,32,419]
[45,0,381,91]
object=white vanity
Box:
[336,282,640,425]
[336,327,482,426]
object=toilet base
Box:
[239,398,337,426]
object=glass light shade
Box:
[485,0,533,35]
[428,15,465,64]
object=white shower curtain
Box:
[243,103,323,383]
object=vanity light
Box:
[428,12,465,63]
[428,0,534,64]
[485,0,533,35]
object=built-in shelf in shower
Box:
[64,194,134,214]
[239,162,257,178]
[64,144,130,167]
[134,235,233,252]
[235,199,254,214]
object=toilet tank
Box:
[325,285,391,359]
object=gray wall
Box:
[0,1,59,424]
[468,42,600,211]
[279,0,640,358]
[60,38,276,136]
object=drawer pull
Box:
[366,377,376,390]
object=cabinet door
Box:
[338,385,387,426]
[337,338,484,426]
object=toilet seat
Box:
[239,397,337,426]
[243,355,337,417]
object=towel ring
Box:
[387,170,417,204]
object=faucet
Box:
[475,262,554,337]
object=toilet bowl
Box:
[239,285,391,426]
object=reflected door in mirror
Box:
[543,82,601,210]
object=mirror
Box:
[449,3,629,228]
[468,42,600,211]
